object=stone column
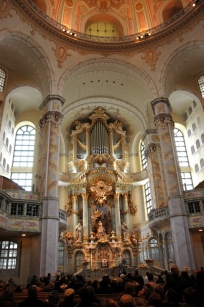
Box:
[123,193,129,224]
[82,193,88,241]
[143,130,168,210]
[114,193,121,240]
[86,129,90,157]
[38,94,65,277]
[109,129,113,156]
[151,97,195,272]
[72,195,78,238]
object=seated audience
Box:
[18,285,45,307]
[59,288,77,307]
[134,285,152,306]
[163,288,181,307]
[0,289,17,307]
[101,299,118,307]
[75,287,100,307]
[44,290,59,307]
[147,293,163,307]
[119,294,135,307]
[180,287,199,307]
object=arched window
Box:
[201,133,204,144]
[198,75,204,98]
[191,145,195,155]
[200,158,204,169]
[195,164,199,173]
[0,241,18,269]
[140,141,147,170]
[181,173,193,190]
[196,139,200,150]
[149,238,159,261]
[6,137,9,148]
[12,125,35,167]
[123,250,131,266]
[145,181,152,214]
[187,129,191,137]
[188,106,192,115]
[0,68,6,92]
[75,251,84,272]
[58,242,64,268]
[174,128,189,166]
[192,123,196,132]
[11,125,35,191]
[197,116,201,125]
[166,232,174,262]
[3,158,6,168]
[193,100,197,108]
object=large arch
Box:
[0,29,54,98]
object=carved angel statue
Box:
[122,221,129,241]
[131,231,138,245]
[76,222,82,242]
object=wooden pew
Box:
[13,292,121,305]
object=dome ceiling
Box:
[33,0,189,35]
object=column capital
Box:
[40,95,65,110]
[145,143,160,158]
[151,97,172,115]
[39,111,63,130]
[154,114,174,129]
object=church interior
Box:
[0,0,204,285]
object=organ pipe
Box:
[90,120,109,154]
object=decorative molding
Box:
[0,0,12,19]
[39,95,65,110]
[39,111,63,129]
[9,0,204,71]
[154,114,174,129]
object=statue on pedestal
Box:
[122,222,129,241]
[76,222,82,242]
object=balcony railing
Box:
[22,0,202,44]
[148,207,169,222]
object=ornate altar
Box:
[62,107,139,273]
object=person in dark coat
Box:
[59,288,77,307]
[18,285,45,307]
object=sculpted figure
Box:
[76,222,82,242]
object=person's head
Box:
[28,285,38,298]
[101,299,119,307]
[154,284,164,299]
[1,289,14,301]
[137,285,152,300]
[124,282,136,296]
[171,265,179,276]
[147,293,163,307]
[181,271,189,279]
[165,288,179,302]
[119,294,135,307]
[64,288,75,300]
[79,287,92,302]
[48,291,59,305]
[148,273,154,281]
[183,287,199,305]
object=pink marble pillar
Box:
[151,97,195,272]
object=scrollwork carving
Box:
[154,114,174,129]
[39,111,63,129]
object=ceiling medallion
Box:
[97,0,111,12]
[66,0,73,7]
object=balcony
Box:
[0,189,68,234]
[0,189,42,235]
[148,207,169,228]
[59,209,67,232]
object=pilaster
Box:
[151,97,195,272]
